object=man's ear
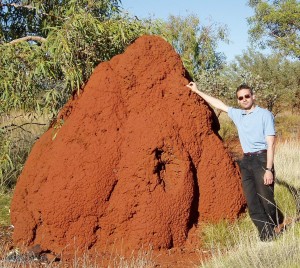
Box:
[252,94,256,100]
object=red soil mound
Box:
[11,35,245,257]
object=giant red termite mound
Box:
[11,35,246,257]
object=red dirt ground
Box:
[10,35,246,265]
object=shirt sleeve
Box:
[228,107,234,119]
[227,107,238,125]
[264,111,276,136]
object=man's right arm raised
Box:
[186,82,229,113]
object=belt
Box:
[244,149,267,156]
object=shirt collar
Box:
[241,105,259,115]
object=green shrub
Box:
[0,112,48,191]
[0,191,11,225]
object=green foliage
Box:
[0,8,147,116]
[0,41,51,113]
[226,49,300,113]
[150,14,230,108]
[0,113,47,190]
[153,14,228,77]
[248,0,300,59]
[0,191,11,225]
[0,0,122,42]
[194,68,235,110]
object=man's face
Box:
[237,88,255,110]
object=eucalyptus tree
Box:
[0,0,122,42]
[0,0,149,115]
[248,0,300,59]
[0,0,149,189]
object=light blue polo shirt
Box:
[228,106,275,153]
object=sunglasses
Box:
[237,94,251,101]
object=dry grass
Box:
[199,139,300,268]
[275,138,300,189]
[0,246,156,268]
[200,224,300,268]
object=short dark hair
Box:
[236,84,253,96]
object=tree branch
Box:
[0,3,35,10]
[1,122,47,134]
[9,36,46,44]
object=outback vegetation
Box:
[0,0,300,267]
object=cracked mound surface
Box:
[11,35,246,256]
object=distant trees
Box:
[188,0,300,115]
[228,49,300,113]
[150,14,230,112]
[155,14,228,77]
[248,0,300,59]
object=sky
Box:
[120,0,256,62]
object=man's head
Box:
[236,84,255,110]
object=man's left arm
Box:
[264,135,275,185]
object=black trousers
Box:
[238,152,284,241]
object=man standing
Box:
[186,82,284,241]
